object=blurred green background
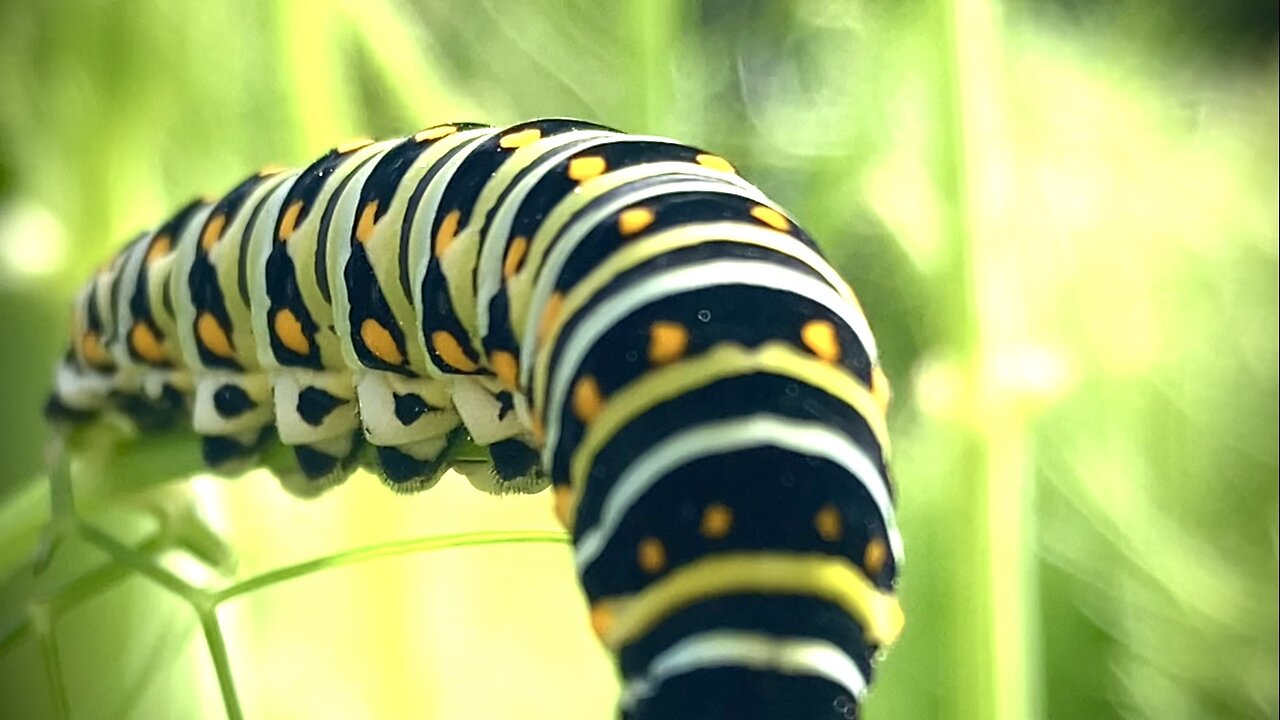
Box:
[1,0,1276,718]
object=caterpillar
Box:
[45,118,904,719]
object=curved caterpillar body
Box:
[46,118,903,718]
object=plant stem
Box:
[930,0,1040,718]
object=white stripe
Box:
[542,258,868,468]
[405,129,500,322]
[621,630,867,709]
[474,133,679,337]
[323,145,396,370]
[517,177,773,386]
[246,175,302,370]
[573,414,902,576]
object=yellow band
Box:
[596,551,904,650]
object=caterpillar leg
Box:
[190,372,276,474]
[269,370,365,494]
[354,370,461,492]
[450,376,548,494]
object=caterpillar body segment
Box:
[46,118,902,718]
[326,127,486,491]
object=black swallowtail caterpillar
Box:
[45,118,904,719]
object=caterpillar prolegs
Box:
[46,118,904,718]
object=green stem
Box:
[211,529,567,604]
[198,607,244,720]
[30,601,71,720]
[930,1,1039,718]
[47,538,166,615]
[626,0,680,134]
[75,522,208,607]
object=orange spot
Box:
[648,321,689,365]
[572,375,604,424]
[538,292,564,343]
[355,200,379,245]
[637,537,667,574]
[278,200,303,242]
[430,330,478,372]
[553,485,573,528]
[700,503,733,539]
[129,322,167,364]
[273,309,311,355]
[434,209,461,258]
[750,204,790,231]
[801,319,842,363]
[200,213,226,251]
[814,504,843,542]
[503,236,529,280]
[361,318,405,366]
[490,350,519,390]
[618,207,655,237]
[864,537,888,575]
[145,234,172,265]
[870,365,892,415]
[80,331,111,369]
[696,153,735,173]
[334,137,374,153]
[196,312,236,359]
[567,155,607,181]
[414,125,457,142]
[256,165,286,177]
[590,604,614,639]
[499,128,542,149]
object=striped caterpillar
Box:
[46,118,904,718]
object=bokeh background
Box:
[1,0,1276,718]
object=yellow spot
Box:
[80,331,111,369]
[430,330,478,372]
[503,236,528,280]
[637,537,667,574]
[414,125,457,142]
[590,604,614,639]
[538,292,563,343]
[572,375,604,424]
[700,503,733,539]
[361,318,405,366]
[696,153,735,173]
[200,213,226,251]
[129,322,167,364]
[273,309,311,355]
[864,537,888,576]
[334,137,374,153]
[434,209,461,258]
[814,504,843,542]
[256,165,286,177]
[145,234,172,265]
[648,321,689,365]
[750,204,790,231]
[196,312,236,359]
[531,413,546,444]
[553,485,573,528]
[870,365,892,415]
[499,128,542,149]
[355,200,379,245]
[801,319,842,363]
[491,350,519,390]
[278,200,303,242]
[617,207,655,237]
[567,155,607,181]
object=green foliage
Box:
[1,1,1276,718]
